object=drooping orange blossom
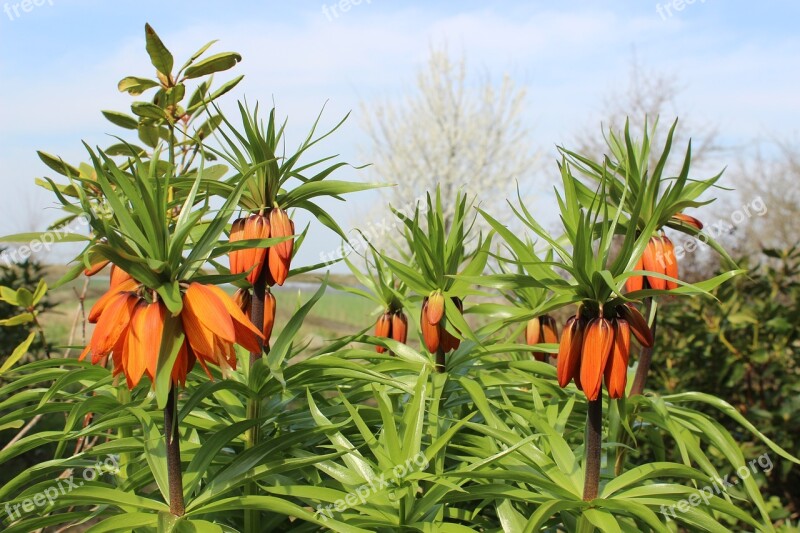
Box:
[525,314,559,362]
[373,309,408,354]
[626,213,703,292]
[556,304,653,401]
[421,295,462,354]
[228,207,294,287]
[81,279,263,388]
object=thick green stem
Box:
[243,397,260,533]
[164,387,185,516]
[583,398,602,501]
[245,264,269,532]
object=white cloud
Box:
[0,3,797,264]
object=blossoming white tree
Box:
[362,47,537,230]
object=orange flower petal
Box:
[84,259,110,277]
[604,319,631,399]
[89,292,138,363]
[204,284,263,353]
[141,301,166,381]
[672,213,703,230]
[234,288,251,315]
[263,291,276,345]
[78,344,91,362]
[110,265,134,289]
[420,300,441,353]
[269,208,294,262]
[184,283,236,343]
[170,342,192,387]
[88,279,138,323]
[375,311,391,354]
[228,218,246,275]
[525,317,541,347]
[662,236,679,290]
[244,214,270,284]
[533,315,558,362]
[122,302,148,389]
[426,292,445,325]
[626,256,644,293]
[642,237,667,291]
[619,303,654,348]
[181,301,217,360]
[580,317,615,401]
[557,316,584,387]
[391,311,408,344]
[541,315,559,344]
[268,208,293,286]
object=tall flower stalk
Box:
[381,189,490,374]
[474,123,743,502]
[164,387,185,516]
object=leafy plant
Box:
[0,24,796,533]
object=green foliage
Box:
[651,245,800,520]
[0,22,796,533]
[0,253,52,358]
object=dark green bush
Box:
[652,246,800,518]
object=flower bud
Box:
[374,311,392,354]
[391,311,408,344]
[426,291,445,325]
[618,303,654,347]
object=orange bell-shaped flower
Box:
[391,311,408,344]
[229,214,270,284]
[604,319,631,399]
[580,318,615,401]
[268,208,294,286]
[374,311,392,354]
[556,315,585,388]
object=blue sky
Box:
[0,1,797,268]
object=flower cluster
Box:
[525,315,559,362]
[229,207,295,286]
[81,272,263,388]
[374,309,408,353]
[556,304,653,400]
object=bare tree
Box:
[572,54,721,172]
[361,46,537,232]
[727,140,800,254]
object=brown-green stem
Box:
[245,262,270,532]
[583,398,602,501]
[164,387,185,516]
